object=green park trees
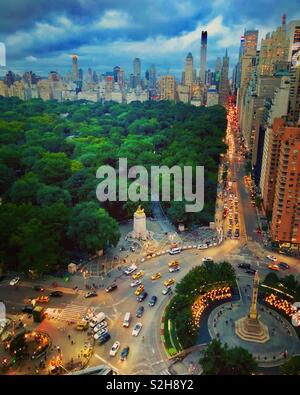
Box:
[0,97,226,275]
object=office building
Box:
[218,49,230,107]
[133,58,141,86]
[72,54,79,81]
[200,31,207,84]
[159,75,176,101]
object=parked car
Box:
[105,283,118,293]
[278,262,290,270]
[130,280,141,287]
[132,271,145,280]
[238,263,251,269]
[134,285,145,296]
[151,272,162,280]
[149,296,157,307]
[120,346,130,361]
[169,266,180,273]
[49,291,63,297]
[136,306,145,318]
[268,264,280,271]
[109,341,120,357]
[162,287,172,295]
[84,291,97,298]
[36,295,49,303]
[132,323,142,337]
[124,264,137,275]
[164,278,175,287]
[93,321,108,333]
[197,244,208,249]
[33,285,45,292]
[21,306,33,314]
[137,291,148,302]
[98,332,111,345]
[267,255,277,262]
[202,257,213,262]
[94,328,108,340]
[10,277,20,286]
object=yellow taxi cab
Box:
[164,278,175,287]
[151,272,162,280]
[132,271,145,280]
[168,260,179,268]
[36,295,49,303]
[76,320,89,331]
[134,284,145,296]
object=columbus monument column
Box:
[235,271,269,343]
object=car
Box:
[105,283,118,293]
[168,247,181,255]
[21,306,33,314]
[33,285,45,292]
[202,257,213,262]
[94,328,108,339]
[238,263,251,269]
[278,262,290,270]
[245,269,256,275]
[164,278,175,287]
[132,323,142,337]
[130,279,142,287]
[137,291,148,302]
[120,346,130,361]
[136,306,145,318]
[268,264,280,271]
[76,320,89,331]
[168,260,179,268]
[93,321,108,332]
[84,291,97,298]
[49,291,63,297]
[162,287,172,295]
[130,246,135,252]
[169,266,180,273]
[267,255,277,262]
[10,277,20,286]
[149,295,157,307]
[36,296,49,303]
[98,332,111,345]
[109,341,121,357]
[197,244,208,249]
[151,272,162,280]
[124,264,137,275]
[132,271,145,280]
[134,284,145,296]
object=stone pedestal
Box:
[235,316,270,343]
[132,206,148,240]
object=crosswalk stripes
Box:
[58,304,87,322]
[161,369,171,375]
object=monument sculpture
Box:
[235,270,269,343]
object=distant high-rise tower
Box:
[218,49,230,107]
[149,64,156,89]
[113,66,121,83]
[87,67,92,83]
[215,57,222,73]
[133,58,141,86]
[72,54,79,81]
[184,52,194,86]
[200,31,207,83]
[78,68,83,81]
[118,68,125,88]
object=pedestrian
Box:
[68,335,71,341]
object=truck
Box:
[89,312,106,328]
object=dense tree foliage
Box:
[280,356,300,375]
[168,261,236,348]
[200,339,257,375]
[0,97,226,275]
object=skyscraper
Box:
[159,75,176,101]
[118,68,125,88]
[200,31,207,83]
[149,64,156,89]
[184,52,194,86]
[218,49,230,107]
[133,58,141,86]
[72,54,79,81]
[113,66,121,83]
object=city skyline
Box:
[1,0,300,78]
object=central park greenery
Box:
[0,97,227,275]
[166,261,236,349]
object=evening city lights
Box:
[0,0,299,383]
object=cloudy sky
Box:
[0,0,299,78]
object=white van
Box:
[89,312,106,328]
[168,247,181,255]
[123,312,131,328]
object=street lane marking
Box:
[94,353,120,374]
